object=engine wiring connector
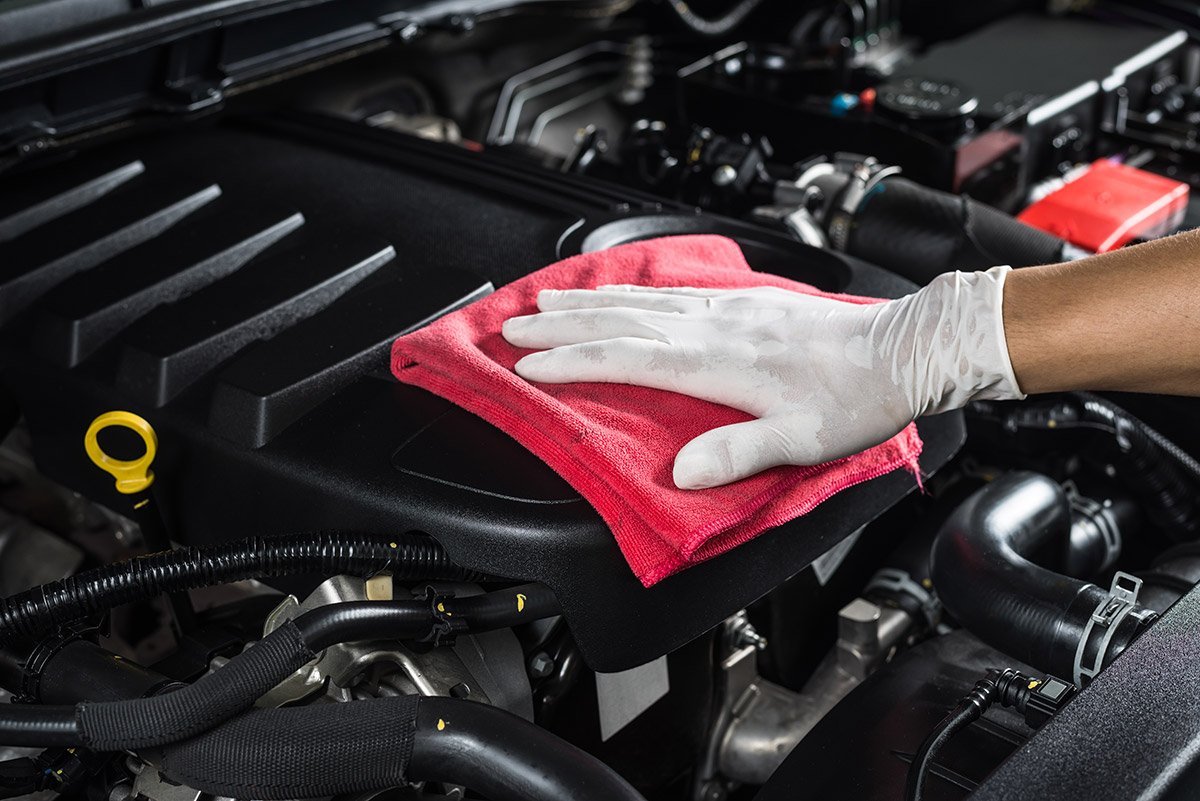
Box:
[905,668,1077,801]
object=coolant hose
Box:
[0,584,556,749]
[155,695,646,801]
[845,176,1066,284]
[0,531,483,646]
[930,472,1155,682]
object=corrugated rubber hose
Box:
[155,695,646,801]
[931,472,1154,680]
[0,584,557,749]
[0,531,483,647]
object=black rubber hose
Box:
[0,584,556,749]
[0,705,78,747]
[156,696,646,801]
[410,697,645,801]
[0,532,482,646]
[846,176,1066,284]
[930,472,1154,680]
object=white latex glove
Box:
[502,266,1025,490]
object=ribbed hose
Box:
[0,532,482,646]
[156,696,647,801]
[0,584,558,749]
[1073,392,1200,538]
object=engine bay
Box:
[1,1,1200,799]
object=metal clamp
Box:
[826,157,902,251]
[1073,571,1142,686]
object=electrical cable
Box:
[0,531,483,647]
[905,668,1073,801]
[0,584,556,749]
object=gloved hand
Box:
[502,266,1025,489]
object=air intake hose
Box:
[155,695,645,801]
[931,472,1156,684]
[0,532,483,646]
[845,176,1066,284]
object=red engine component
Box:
[1018,160,1189,253]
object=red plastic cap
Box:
[1017,160,1189,253]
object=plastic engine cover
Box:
[0,113,963,671]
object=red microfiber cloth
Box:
[391,235,922,587]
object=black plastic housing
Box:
[0,113,963,671]
[756,630,1037,801]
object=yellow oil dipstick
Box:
[84,411,158,495]
[83,410,194,633]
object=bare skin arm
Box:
[505,230,1200,488]
[1004,228,1200,396]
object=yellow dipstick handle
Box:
[84,411,158,494]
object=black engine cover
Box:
[0,113,963,670]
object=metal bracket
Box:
[1073,571,1142,686]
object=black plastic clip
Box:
[420,586,468,646]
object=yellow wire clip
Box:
[84,411,158,494]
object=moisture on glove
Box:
[392,235,941,586]
[505,255,1023,489]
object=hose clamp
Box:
[865,568,941,629]
[826,158,902,252]
[1073,571,1143,686]
[12,623,97,704]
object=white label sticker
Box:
[595,655,669,741]
[811,527,864,585]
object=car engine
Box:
[1,1,1199,799]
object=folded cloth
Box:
[391,235,922,587]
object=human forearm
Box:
[1004,229,1200,396]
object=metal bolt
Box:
[712,165,738,187]
[528,651,555,679]
[735,625,768,651]
[726,610,768,651]
[449,682,472,699]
